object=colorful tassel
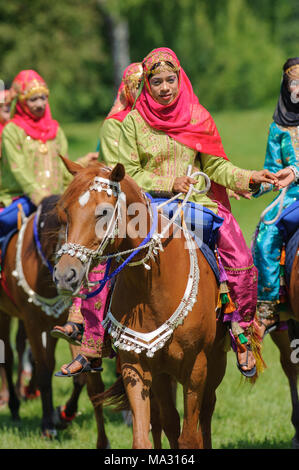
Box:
[238,333,248,344]
[280,244,286,266]
[248,322,267,382]
[222,292,236,314]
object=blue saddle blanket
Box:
[149,197,223,284]
[285,227,299,287]
[0,196,36,238]
[0,196,36,267]
[276,200,299,242]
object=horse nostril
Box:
[65,268,77,283]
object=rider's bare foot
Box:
[61,356,86,375]
[51,322,83,345]
[257,315,279,338]
[237,347,256,373]
[57,354,103,377]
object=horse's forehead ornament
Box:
[78,176,121,207]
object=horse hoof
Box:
[52,405,76,430]
[41,428,58,440]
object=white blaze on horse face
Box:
[79,190,91,207]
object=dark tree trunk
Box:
[97,1,131,93]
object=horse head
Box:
[53,156,149,295]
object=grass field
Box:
[0,108,296,449]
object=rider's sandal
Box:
[236,343,257,378]
[54,354,103,377]
[258,319,280,338]
[50,321,84,346]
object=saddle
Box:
[149,195,223,284]
[0,196,36,272]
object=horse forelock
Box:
[58,162,145,216]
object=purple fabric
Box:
[216,202,258,327]
[79,264,110,356]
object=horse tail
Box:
[91,376,130,411]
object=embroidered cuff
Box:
[289,165,299,184]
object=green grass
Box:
[0,108,295,449]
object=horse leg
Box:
[151,374,180,449]
[149,392,163,449]
[200,323,228,448]
[121,358,152,449]
[53,344,86,429]
[270,328,299,448]
[0,311,20,420]
[179,351,208,449]
[24,322,57,436]
[86,372,110,449]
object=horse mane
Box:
[26,195,62,262]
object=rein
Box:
[12,210,72,318]
[84,192,159,299]
[33,206,54,274]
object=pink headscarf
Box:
[11,70,59,143]
[136,48,230,208]
[106,62,143,122]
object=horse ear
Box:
[59,154,83,176]
[110,163,125,182]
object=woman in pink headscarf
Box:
[0,70,72,209]
[100,48,279,378]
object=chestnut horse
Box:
[0,195,109,447]
[269,235,299,448]
[53,158,228,449]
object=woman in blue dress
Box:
[252,57,299,336]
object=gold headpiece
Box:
[285,64,299,80]
[146,60,179,76]
[14,79,49,101]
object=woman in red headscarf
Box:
[0,70,72,211]
[0,89,11,157]
[100,48,279,378]
[98,62,143,162]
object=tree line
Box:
[0,0,298,122]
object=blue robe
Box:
[252,122,299,301]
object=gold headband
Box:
[146,61,179,76]
[285,64,299,80]
[17,79,49,101]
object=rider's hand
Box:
[77,152,99,167]
[273,167,295,190]
[250,169,278,185]
[228,189,252,200]
[172,176,198,194]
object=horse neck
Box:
[23,215,58,295]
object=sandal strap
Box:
[73,354,89,366]
[65,322,84,339]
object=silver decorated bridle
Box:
[56,169,211,358]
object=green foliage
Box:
[0,0,297,121]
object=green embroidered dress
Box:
[101,110,253,213]
[0,122,72,207]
